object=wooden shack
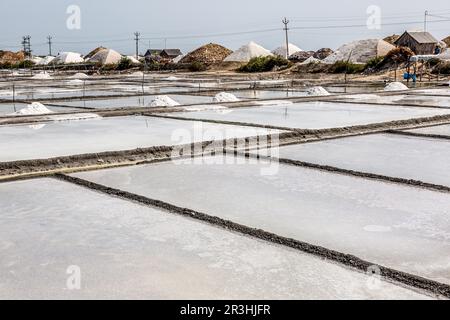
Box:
[394,31,439,55]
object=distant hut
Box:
[160,49,183,60]
[394,31,439,55]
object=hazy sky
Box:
[0,0,449,56]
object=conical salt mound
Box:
[323,39,395,64]
[87,49,122,65]
[53,52,84,64]
[224,42,272,62]
[272,43,302,58]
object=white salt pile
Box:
[36,56,56,65]
[32,72,52,80]
[70,73,89,79]
[148,95,180,107]
[300,56,321,65]
[126,56,142,64]
[306,86,331,96]
[323,39,394,64]
[172,55,184,63]
[384,82,409,92]
[10,102,53,116]
[224,42,272,62]
[164,76,179,81]
[213,92,240,102]
[53,52,84,64]
[272,43,302,58]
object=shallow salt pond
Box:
[0,116,280,162]
[73,155,450,285]
[0,178,429,299]
[406,124,450,137]
[256,133,450,187]
[56,94,214,109]
[167,102,450,129]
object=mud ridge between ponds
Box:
[53,173,450,299]
[387,129,450,141]
[238,152,450,193]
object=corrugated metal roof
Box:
[403,32,439,44]
[162,49,183,56]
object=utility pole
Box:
[47,35,53,56]
[424,10,428,32]
[22,35,32,58]
[134,32,141,59]
[282,17,290,59]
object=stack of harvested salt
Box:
[224,42,272,62]
[10,102,53,116]
[36,56,56,65]
[148,96,180,107]
[87,49,122,65]
[272,43,302,58]
[384,82,409,91]
[53,52,84,64]
[306,86,330,96]
[323,39,395,64]
[213,92,240,103]
[300,56,321,65]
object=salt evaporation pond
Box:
[230,90,308,100]
[168,102,450,129]
[0,178,429,300]
[256,133,450,187]
[0,103,81,115]
[57,94,214,109]
[4,89,129,100]
[73,155,450,285]
[406,124,450,137]
[0,116,279,162]
[337,94,450,108]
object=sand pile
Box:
[32,72,52,80]
[383,34,400,45]
[272,43,302,58]
[85,47,107,60]
[323,39,395,64]
[289,51,313,62]
[313,48,334,60]
[10,102,53,116]
[0,50,25,64]
[306,86,330,96]
[384,82,409,91]
[87,48,122,65]
[148,96,180,107]
[213,92,240,103]
[224,42,272,62]
[180,43,232,64]
[53,52,84,64]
